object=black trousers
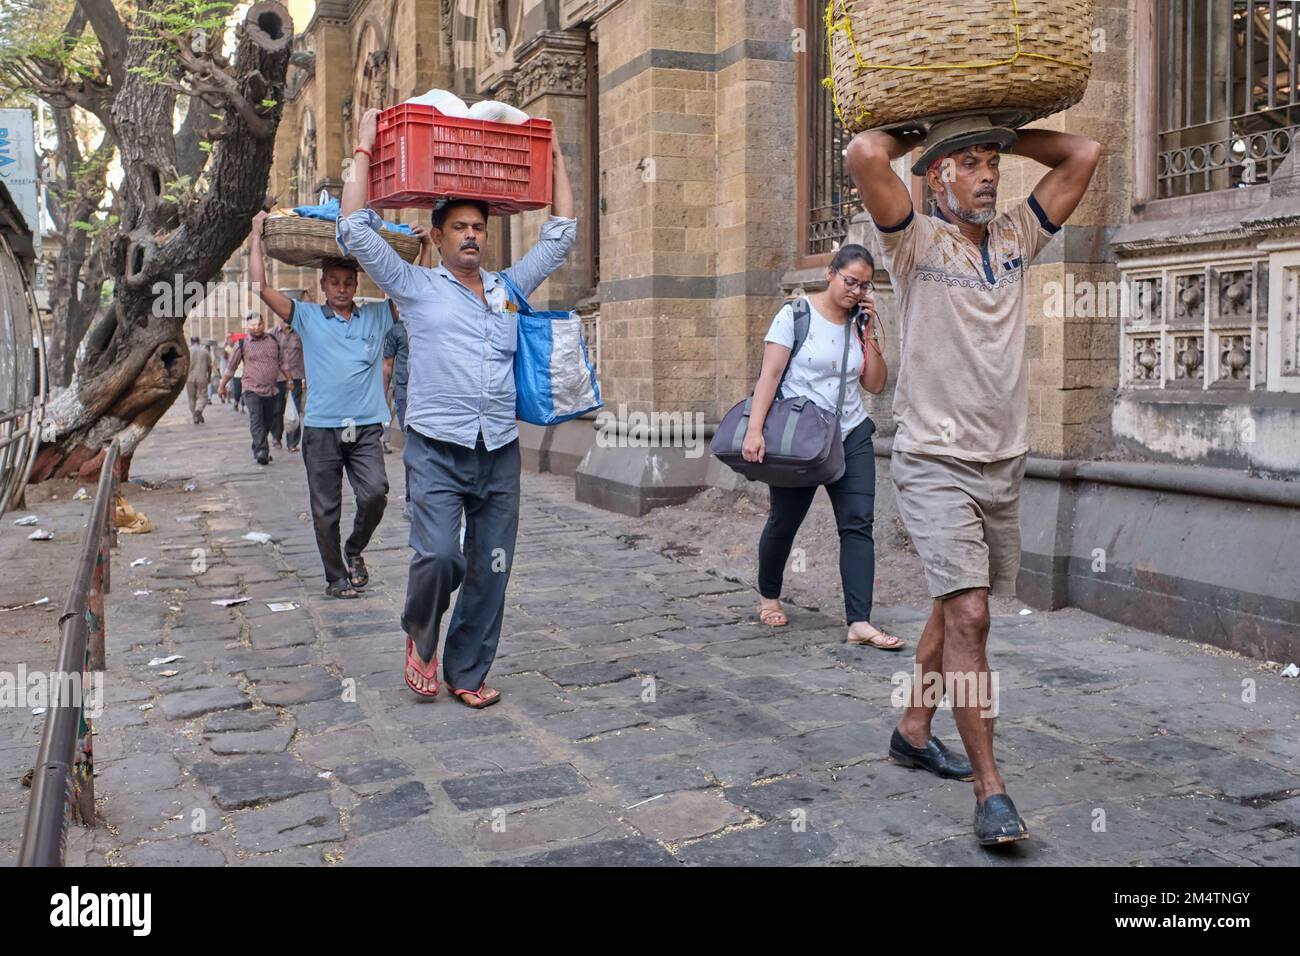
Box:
[757,420,878,624]
[394,390,408,503]
[272,378,305,448]
[301,423,389,587]
[245,391,277,461]
[401,429,520,690]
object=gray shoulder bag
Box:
[710,298,857,487]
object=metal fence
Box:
[1158,0,1300,197]
[18,439,119,867]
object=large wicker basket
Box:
[262,215,421,269]
[826,0,1094,134]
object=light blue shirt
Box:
[288,298,393,429]
[336,208,577,451]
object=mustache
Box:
[975,186,998,198]
[460,241,480,251]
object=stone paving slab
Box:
[5,401,1299,868]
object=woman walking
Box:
[744,244,903,650]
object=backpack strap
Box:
[777,297,811,399]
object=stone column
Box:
[571,0,801,514]
[511,29,591,311]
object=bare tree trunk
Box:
[30,1,293,482]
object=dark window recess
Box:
[1157,0,1300,198]
[806,0,862,255]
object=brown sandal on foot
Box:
[758,603,788,627]
[846,626,906,651]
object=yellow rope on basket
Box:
[823,0,1092,128]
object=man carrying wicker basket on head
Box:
[847,125,1100,847]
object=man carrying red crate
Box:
[338,107,576,708]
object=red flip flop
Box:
[448,683,500,709]
[405,637,440,698]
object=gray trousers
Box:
[401,428,520,690]
[302,424,389,587]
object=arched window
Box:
[353,23,388,118]
[298,109,317,204]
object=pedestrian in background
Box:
[383,292,413,518]
[270,312,307,453]
[229,339,245,412]
[218,312,290,465]
[186,335,212,424]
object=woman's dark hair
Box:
[432,198,491,229]
[829,243,874,273]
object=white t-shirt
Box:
[764,297,869,438]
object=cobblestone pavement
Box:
[3,400,1299,867]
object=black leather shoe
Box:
[888,728,974,781]
[974,793,1029,846]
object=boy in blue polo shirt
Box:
[249,211,391,599]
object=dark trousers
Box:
[245,391,277,461]
[394,391,408,502]
[302,424,389,587]
[230,378,243,409]
[757,421,877,624]
[401,428,520,690]
[273,379,305,448]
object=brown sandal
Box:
[758,603,788,627]
[846,625,906,651]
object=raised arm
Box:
[1009,129,1102,227]
[250,212,295,323]
[335,108,423,304]
[549,135,574,219]
[501,136,577,297]
[845,129,924,229]
[412,224,434,268]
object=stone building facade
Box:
[242,0,1299,659]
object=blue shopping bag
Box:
[499,272,602,426]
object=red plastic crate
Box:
[369,104,553,215]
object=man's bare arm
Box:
[342,108,378,217]
[550,135,574,219]
[845,129,924,229]
[1010,129,1102,227]
[250,212,294,323]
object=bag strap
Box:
[496,270,532,315]
[777,297,811,399]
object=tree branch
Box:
[76,0,127,90]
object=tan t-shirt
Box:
[876,196,1059,461]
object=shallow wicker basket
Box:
[826,0,1095,135]
[262,215,421,269]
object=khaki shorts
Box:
[891,449,1026,599]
